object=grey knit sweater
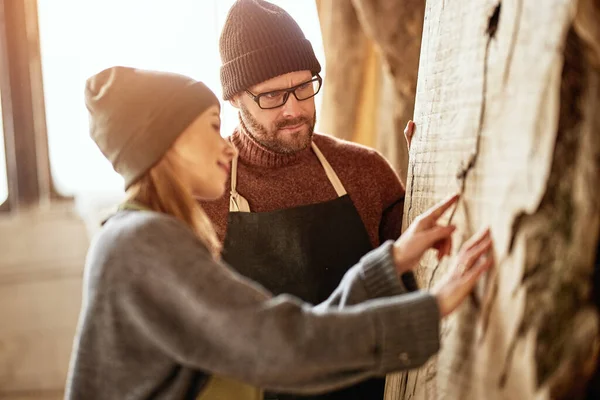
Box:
[64,210,440,399]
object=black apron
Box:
[223,143,385,400]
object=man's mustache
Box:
[276,116,311,129]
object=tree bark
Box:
[385,0,600,399]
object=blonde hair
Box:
[125,151,222,259]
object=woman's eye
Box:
[212,124,220,131]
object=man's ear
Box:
[229,95,241,109]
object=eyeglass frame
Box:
[245,74,323,110]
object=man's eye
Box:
[264,91,284,99]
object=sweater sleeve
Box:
[106,213,440,395]
[315,241,407,309]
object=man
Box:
[201,0,417,398]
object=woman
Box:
[65,66,494,400]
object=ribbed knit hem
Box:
[360,241,406,298]
[375,292,440,373]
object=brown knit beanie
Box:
[85,66,220,189]
[219,0,322,100]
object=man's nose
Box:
[281,93,302,118]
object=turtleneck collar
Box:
[230,124,314,168]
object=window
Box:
[0,89,7,204]
[37,0,325,197]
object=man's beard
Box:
[239,104,316,154]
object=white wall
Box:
[0,205,89,399]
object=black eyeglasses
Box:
[245,74,322,110]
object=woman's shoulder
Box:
[101,210,191,244]
[89,210,210,271]
[83,210,217,297]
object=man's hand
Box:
[404,120,416,150]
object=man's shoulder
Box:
[313,133,405,194]
[313,133,392,170]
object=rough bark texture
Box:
[385,0,600,399]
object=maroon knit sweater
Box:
[201,128,406,249]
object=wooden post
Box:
[0,0,52,211]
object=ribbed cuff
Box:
[360,241,406,298]
[375,291,440,373]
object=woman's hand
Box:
[393,194,459,276]
[431,228,494,317]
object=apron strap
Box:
[310,142,347,197]
[229,142,347,213]
[230,152,251,212]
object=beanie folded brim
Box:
[220,38,321,100]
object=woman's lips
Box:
[218,161,230,174]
